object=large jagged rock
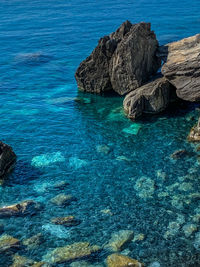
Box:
[188,117,200,142]
[123,77,176,119]
[161,34,200,101]
[109,23,160,95]
[75,21,160,95]
[0,141,16,178]
[0,200,40,218]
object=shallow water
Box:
[0,0,200,266]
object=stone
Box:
[50,194,76,206]
[106,253,143,267]
[51,216,81,227]
[69,157,88,169]
[188,118,200,142]
[133,233,145,242]
[53,181,69,190]
[44,242,100,264]
[134,176,155,199]
[105,230,134,252]
[10,254,47,267]
[31,152,65,168]
[123,77,175,119]
[193,232,200,249]
[96,145,110,154]
[75,21,160,95]
[0,141,16,178]
[22,233,43,249]
[170,149,188,159]
[0,200,40,218]
[161,34,200,102]
[182,223,197,237]
[0,234,20,253]
[109,23,160,95]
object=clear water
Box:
[0,0,200,266]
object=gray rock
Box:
[123,77,175,119]
[0,141,16,178]
[75,21,160,95]
[109,22,160,95]
[188,117,200,142]
[161,34,200,101]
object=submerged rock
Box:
[0,200,40,218]
[161,34,200,102]
[31,152,65,167]
[69,157,88,169]
[51,216,81,227]
[75,21,160,95]
[96,145,110,154]
[0,224,4,234]
[0,234,20,253]
[50,194,76,206]
[105,230,134,252]
[170,149,188,159]
[106,253,143,267]
[123,77,175,119]
[194,232,200,249]
[182,223,197,237]
[11,254,47,267]
[134,176,155,199]
[188,118,200,142]
[0,141,16,178]
[44,242,100,264]
[22,233,43,249]
[42,223,71,239]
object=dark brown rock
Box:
[109,23,160,95]
[0,200,40,218]
[161,34,200,102]
[123,77,175,119]
[75,21,160,95]
[0,141,16,178]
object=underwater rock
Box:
[122,124,141,135]
[105,230,134,252]
[53,180,69,190]
[133,233,145,242]
[31,152,65,167]
[123,77,175,119]
[188,117,200,142]
[51,216,81,227]
[100,209,113,216]
[42,223,71,239]
[69,157,88,169]
[161,34,200,102]
[182,223,197,237]
[163,215,185,239]
[15,52,52,66]
[0,200,40,217]
[22,233,43,249]
[11,254,47,267]
[50,194,76,206]
[106,253,143,267]
[0,224,4,234]
[75,21,160,95]
[116,156,131,162]
[70,261,104,267]
[96,145,110,154]
[134,176,155,199]
[44,242,100,264]
[170,149,188,159]
[149,262,161,267]
[0,141,16,178]
[0,234,20,253]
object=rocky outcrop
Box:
[0,200,40,218]
[188,117,200,142]
[123,77,175,119]
[106,254,143,267]
[75,21,160,95]
[0,141,16,178]
[161,34,200,102]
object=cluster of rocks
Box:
[75,20,200,121]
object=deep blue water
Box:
[0,0,200,266]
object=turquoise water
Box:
[1,0,200,266]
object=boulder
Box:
[75,21,160,95]
[0,234,20,253]
[188,117,200,142]
[50,194,76,206]
[161,34,200,101]
[0,141,16,178]
[22,233,43,249]
[109,23,160,95]
[105,230,134,252]
[44,242,100,264]
[106,254,143,267]
[51,216,81,227]
[123,77,175,119]
[0,200,40,218]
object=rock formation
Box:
[0,141,16,178]
[188,117,200,142]
[161,34,200,102]
[75,21,160,95]
[123,77,176,119]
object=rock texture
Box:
[0,141,16,178]
[106,254,143,267]
[75,21,160,95]
[161,34,200,101]
[123,77,175,119]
